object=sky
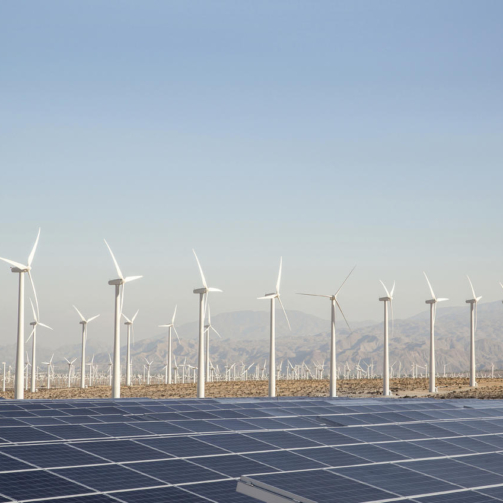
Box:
[1,1,503,348]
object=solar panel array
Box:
[2,398,503,502]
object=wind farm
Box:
[2,3,503,502]
[1,229,503,401]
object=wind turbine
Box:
[379,280,395,396]
[104,240,142,398]
[258,257,291,398]
[122,310,139,386]
[466,276,482,388]
[73,306,100,389]
[192,250,222,398]
[423,273,448,393]
[0,228,41,399]
[27,299,53,393]
[64,357,76,388]
[204,305,222,380]
[41,354,54,389]
[145,358,153,385]
[297,266,355,397]
[159,305,180,385]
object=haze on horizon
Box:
[1,1,502,348]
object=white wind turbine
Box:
[104,240,142,398]
[379,280,395,396]
[41,354,54,389]
[122,310,139,386]
[423,273,448,393]
[466,276,482,388]
[145,357,154,385]
[0,228,41,399]
[192,250,222,398]
[27,298,53,393]
[158,305,180,385]
[73,306,100,389]
[87,355,95,387]
[64,357,77,388]
[297,266,355,398]
[204,305,222,380]
[258,257,291,398]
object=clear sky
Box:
[1,1,502,348]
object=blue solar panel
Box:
[113,486,209,502]
[75,440,171,462]
[52,464,163,491]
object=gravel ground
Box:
[1,377,502,400]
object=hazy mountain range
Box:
[2,301,503,374]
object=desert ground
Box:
[1,378,503,400]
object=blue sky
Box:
[1,1,502,347]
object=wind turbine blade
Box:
[276,257,283,293]
[27,271,40,320]
[207,287,222,293]
[124,276,142,283]
[436,298,449,302]
[476,296,483,302]
[87,314,100,323]
[258,294,276,300]
[390,281,396,297]
[208,305,211,325]
[173,326,181,343]
[132,310,139,323]
[277,296,291,331]
[122,313,132,323]
[467,275,476,299]
[192,250,207,288]
[211,326,223,339]
[158,325,170,328]
[334,265,357,297]
[500,282,503,290]
[38,323,53,330]
[29,298,37,321]
[296,293,332,298]
[26,327,35,342]
[172,305,177,324]
[423,272,436,300]
[27,228,41,267]
[73,305,86,322]
[379,280,390,298]
[104,240,124,279]
[0,257,27,269]
[50,354,54,363]
[335,298,352,333]
[64,357,70,364]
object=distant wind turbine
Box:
[41,354,54,389]
[27,298,53,393]
[423,273,448,393]
[104,240,142,398]
[192,250,222,398]
[466,276,482,388]
[258,257,291,398]
[0,228,41,399]
[297,266,355,397]
[379,280,395,396]
[159,305,180,385]
[73,306,100,389]
[204,305,222,380]
[122,309,139,386]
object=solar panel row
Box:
[2,397,503,502]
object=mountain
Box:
[2,303,503,374]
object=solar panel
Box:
[113,485,209,502]
[0,469,92,500]
[74,439,171,462]
[138,436,228,457]
[52,464,164,491]
[0,443,106,468]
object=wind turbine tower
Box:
[466,276,482,388]
[0,229,41,399]
[104,240,142,398]
[379,280,395,396]
[297,266,355,398]
[192,250,222,398]
[423,273,448,393]
[258,258,291,398]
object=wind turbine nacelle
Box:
[425,299,436,304]
[379,296,392,302]
[108,278,123,286]
[193,288,207,294]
